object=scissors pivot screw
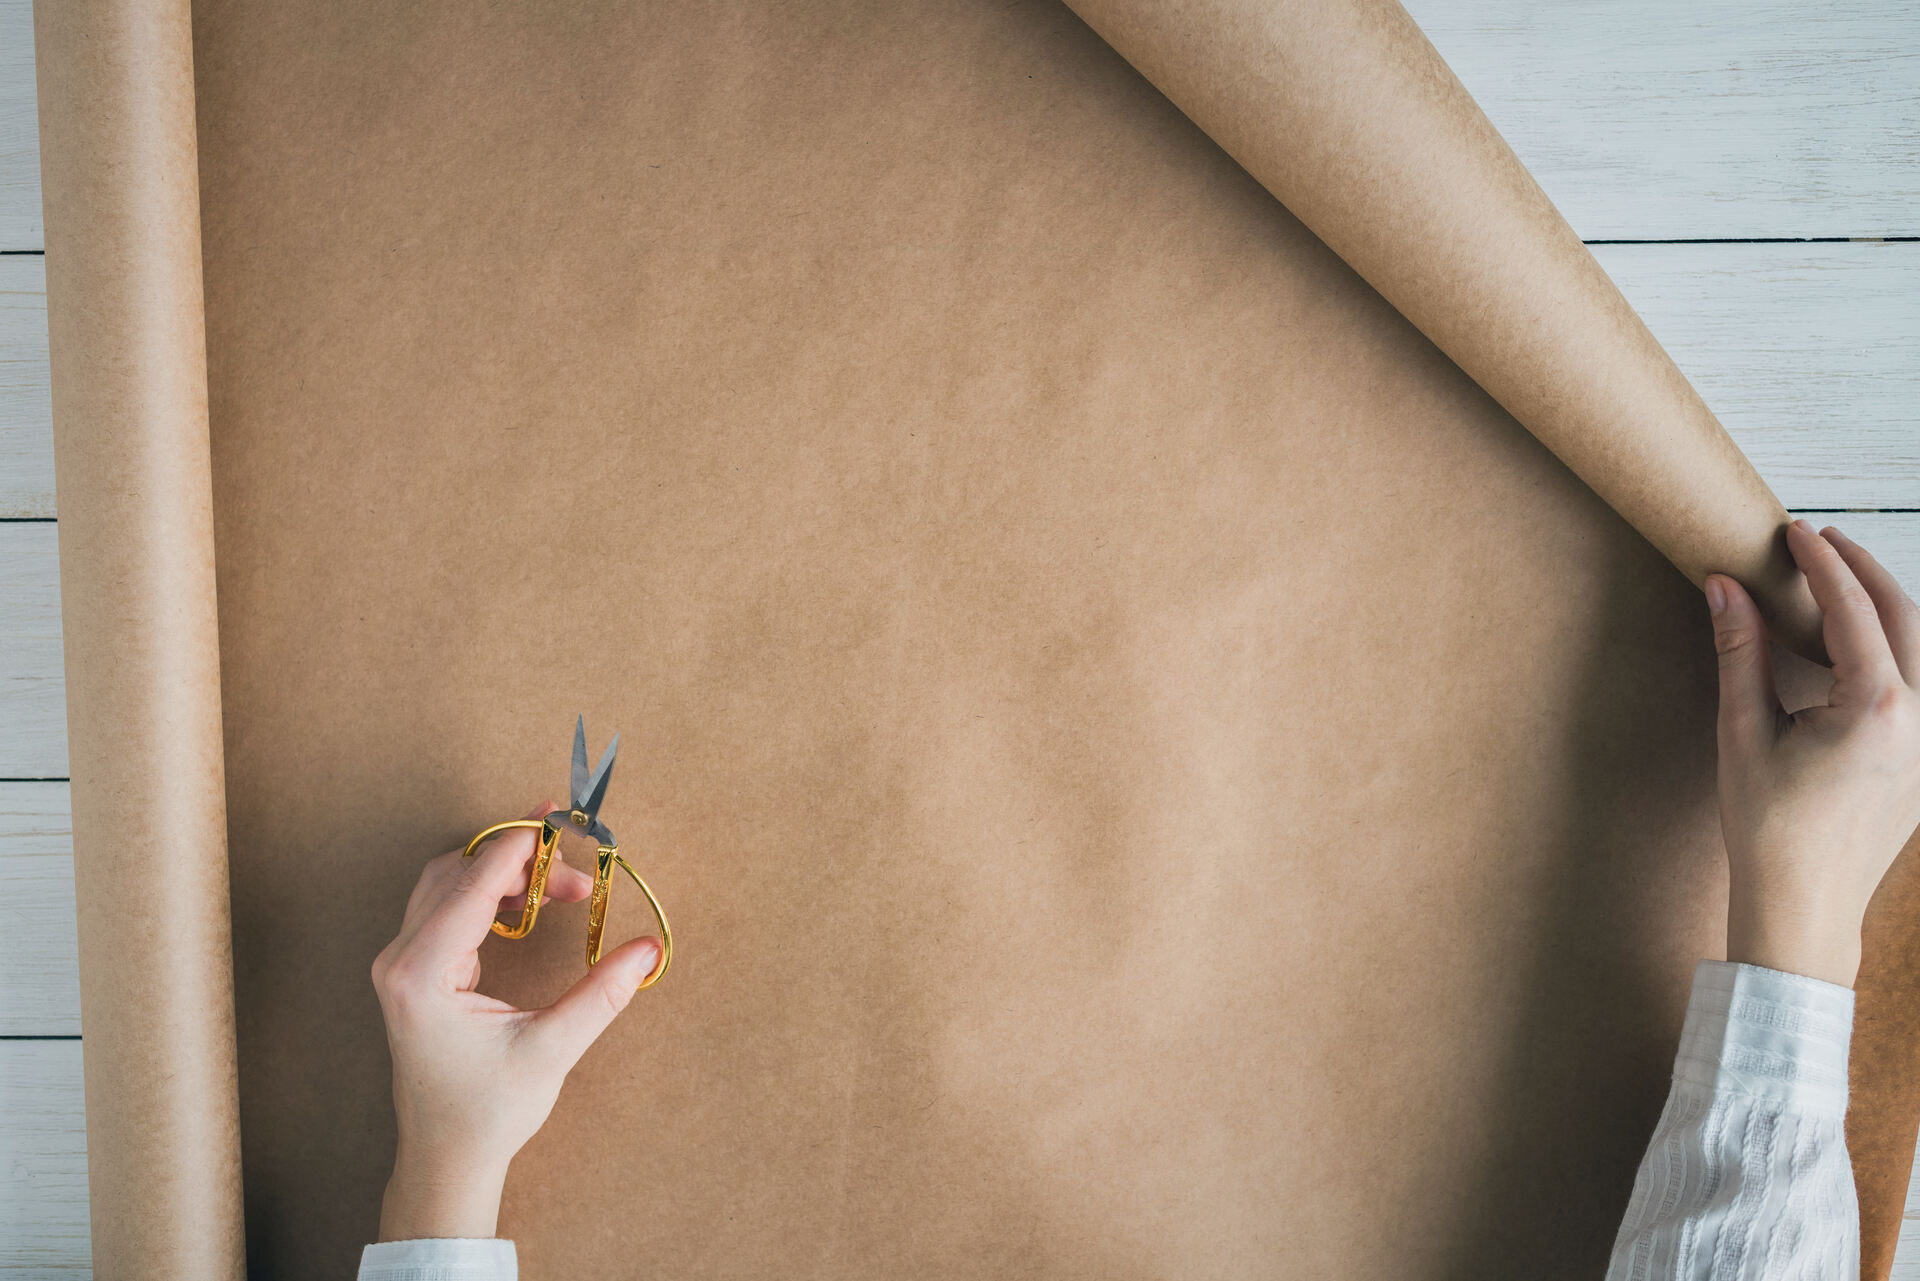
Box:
[571,809,590,828]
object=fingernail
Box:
[1705,577,1726,616]
[634,943,662,990]
[1790,518,1814,536]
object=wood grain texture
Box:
[1593,242,1920,511]
[0,520,64,778]
[0,253,54,516]
[1407,0,1920,240]
[0,1039,90,1275]
[0,0,38,251]
[0,783,78,1036]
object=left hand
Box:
[370,803,663,1240]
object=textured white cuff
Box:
[357,1237,518,1281]
[1672,959,1854,1117]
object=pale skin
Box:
[1711,521,1920,986]
[371,522,1920,1239]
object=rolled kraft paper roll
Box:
[33,0,247,1278]
[1063,0,1826,662]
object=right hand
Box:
[1707,519,1920,987]
[370,805,664,1240]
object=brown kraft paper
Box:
[31,0,247,1277]
[1852,826,1920,1281]
[30,0,1916,1276]
[1062,0,1825,661]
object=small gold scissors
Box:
[463,716,672,988]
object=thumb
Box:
[528,936,663,1067]
[1707,574,1781,748]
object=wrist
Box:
[378,1141,510,1241]
[1726,880,1864,988]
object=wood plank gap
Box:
[0,1035,81,1041]
[0,1039,91,1272]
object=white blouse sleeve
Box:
[1606,959,1859,1280]
[357,1237,518,1281]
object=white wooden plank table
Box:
[2,0,1917,1274]
[0,253,53,517]
[1407,0,1920,240]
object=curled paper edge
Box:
[1063,0,1826,663]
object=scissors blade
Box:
[581,731,619,820]
[570,715,590,810]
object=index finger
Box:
[1787,519,1902,694]
[1822,526,1920,684]
[409,820,553,970]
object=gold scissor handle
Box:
[463,818,672,988]
[593,850,672,988]
[462,819,560,939]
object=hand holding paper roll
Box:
[1063,0,1826,659]
[1709,523,1920,987]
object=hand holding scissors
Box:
[463,717,672,987]
[371,717,673,1240]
